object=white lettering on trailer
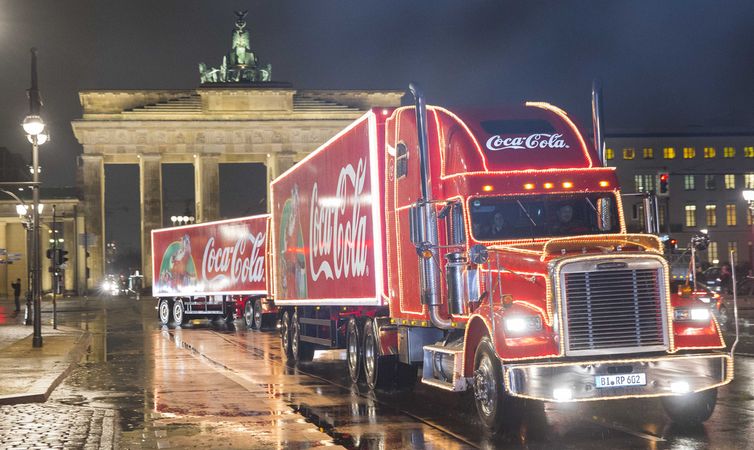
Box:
[201,232,266,285]
[485,133,569,151]
[309,159,369,281]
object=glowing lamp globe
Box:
[22,115,45,136]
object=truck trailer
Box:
[152,214,276,330]
[269,84,733,431]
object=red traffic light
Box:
[660,173,669,182]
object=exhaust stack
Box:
[408,83,451,330]
[592,79,606,167]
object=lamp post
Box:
[23,47,46,348]
[15,203,43,326]
[170,215,195,226]
[744,190,754,268]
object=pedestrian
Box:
[11,278,21,312]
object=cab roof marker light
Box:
[562,181,573,188]
[599,180,610,187]
[482,185,494,192]
[543,182,554,189]
[523,183,535,190]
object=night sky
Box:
[2,0,754,257]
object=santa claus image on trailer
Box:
[158,234,198,290]
[278,184,308,299]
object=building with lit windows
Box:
[606,131,754,267]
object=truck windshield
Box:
[469,193,621,241]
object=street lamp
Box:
[23,48,46,348]
[170,215,195,226]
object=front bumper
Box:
[505,353,732,402]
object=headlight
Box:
[504,315,543,334]
[674,307,710,322]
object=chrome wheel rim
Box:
[291,313,300,357]
[281,312,290,352]
[173,302,183,324]
[244,302,253,327]
[347,321,359,378]
[364,325,375,383]
[474,354,497,418]
[253,301,263,329]
[159,302,169,323]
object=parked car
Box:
[672,280,729,328]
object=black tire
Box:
[472,337,523,433]
[158,299,172,325]
[363,318,396,390]
[253,298,264,331]
[223,298,235,323]
[281,310,293,360]
[291,309,315,362]
[244,300,254,330]
[173,299,186,326]
[346,317,363,383]
[662,388,718,426]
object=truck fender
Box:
[373,317,398,356]
[463,315,493,377]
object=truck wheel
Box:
[473,337,521,433]
[346,317,363,383]
[158,299,172,325]
[253,298,264,331]
[223,299,235,323]
[173,299,186,326]
[244,300,255,329]
[662,388,718,425]
[291,310,315,362]
[363,318,395,390]
[281,310,293,360]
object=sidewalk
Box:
[0,296,90,405]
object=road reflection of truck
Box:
[268,84,732,432]
[151,215,276,330]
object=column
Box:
[140,154,162,287]
[194,155,220,223]
[81,154,105,289]
[265,153,279,212]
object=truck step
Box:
[421,343,468,392]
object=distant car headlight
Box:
[674,307,710,322]
[504,315,543,334]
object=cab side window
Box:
[396,142,408,179]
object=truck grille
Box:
[562,266,667,355]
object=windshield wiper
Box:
[585,197,597,212]
[516,200,537,227]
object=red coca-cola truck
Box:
[152,215,276,330]
[270,84,733,431]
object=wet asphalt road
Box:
[43,296,754,449]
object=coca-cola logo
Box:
[486,133,569,151]
[201,232,266,285]
[309,159,369,281]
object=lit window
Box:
[623,148,635,160]
[708,242,718,264]
[643,147,654,159]
[745,173,754,189]
[706,205,717,227]
[724,174,735,190]
[606,148,614,160]
[726,204,737,226]
[703,147,716,158]
[728,241,738,257]
[663,147,676,159]
[705,175,716,190]
[685,205,697,227]
[745,147,754,158]
[748,210,753,226]
[684,175,695,190]
[683,147,696,159]
[723,147,735,158]
[634,174,655,193]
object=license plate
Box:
[595,373,646,388]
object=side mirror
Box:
[597,197,613,231]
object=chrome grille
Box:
[562,264,667,356]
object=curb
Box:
[0,330,91,405]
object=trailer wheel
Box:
[473,337,522,433]
[363,318,395,390]
[281,310,293,360]
[253,298,264,330]
[173,299,186,326]
[158,299,172,326]
[346,317,363,383]
[244,300,255,329]
[291,309,315,362]
[662,388,718,426]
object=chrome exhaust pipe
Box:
[591,79,606,167]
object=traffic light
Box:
[657,172,670,196]
[46,249,54,259]
[55,249,68,266]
